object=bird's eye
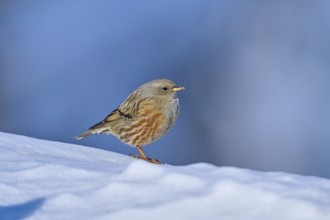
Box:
[162,87,168,91]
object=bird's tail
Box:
[74,130,94,140]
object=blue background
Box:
[1,0,330,178]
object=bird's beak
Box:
[172,86,185,92]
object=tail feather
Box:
[74,127,110,140]
[74,130,94,140]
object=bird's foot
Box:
[129,154,163,165]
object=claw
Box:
[129,154,163,165]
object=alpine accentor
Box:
[75,79,184,164]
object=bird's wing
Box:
[89,108,121,130]
[89,91,144,130]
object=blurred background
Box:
[1,0,330,178]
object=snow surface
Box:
[0,132,330,220]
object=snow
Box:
[0,132,330,220]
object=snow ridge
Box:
[0,132,330,220]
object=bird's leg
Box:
[136,145,147,159]
[130,145,162,165]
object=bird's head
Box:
[140,79,185,98]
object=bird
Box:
[75,78,185,164]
